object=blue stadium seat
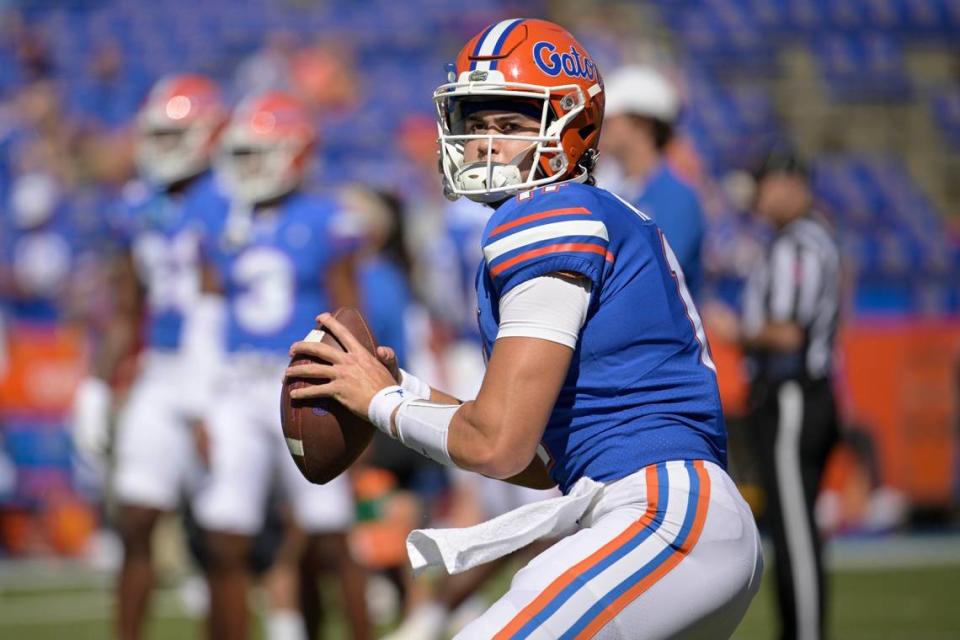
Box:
[930,86,960,149]
[812,32,912,102]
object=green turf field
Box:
[2,555,958,638]
[733,565,960,640]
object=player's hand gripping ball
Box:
[281,307,378,484]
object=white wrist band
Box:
[395,400,457,467]
[367,385,409,437]
[399,368,432,399]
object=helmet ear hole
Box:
[560,92,581,112]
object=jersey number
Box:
[612,192,715,373]
[659,232,716,372]
[135,232,199,314]
[232,247,295,335]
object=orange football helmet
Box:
[216,91,316,206]
[434,18,605,203]
[135,74,227,187]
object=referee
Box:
[722,149,842,640]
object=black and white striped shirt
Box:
[742,214,841,382]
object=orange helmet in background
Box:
[135,74,226,187]
[215,91,316,206]
[434,18,605,203]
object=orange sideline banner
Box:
[0,322,87,417]
[710,320,960,508]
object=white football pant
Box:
[193,353,354,535]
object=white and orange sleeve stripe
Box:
[483,208,614,279]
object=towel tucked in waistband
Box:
[406,476,605,576]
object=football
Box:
[281,307,378,484]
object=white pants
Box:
[456,461,762,640]
[114,351,203,510]
[193,353,354,535]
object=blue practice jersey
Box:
[114,174,227,351]
[476,182,726,493]
[209,192,358,354]
[633,165,705,299]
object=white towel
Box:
[406,476,605,576]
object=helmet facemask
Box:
[135,119,216,187]
[215,133,307,207]
[434,74,588,203]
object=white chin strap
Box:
[455,161,523,203]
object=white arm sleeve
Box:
[367,387,457,467]
[496,275,592,349]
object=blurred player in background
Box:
[189,91,369,640]
[711,148,842,640]
[601,65,706,299]
[342,186,416,368]
[289,19,762,638]
[69,74,228,640]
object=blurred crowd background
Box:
[0,0,958,637]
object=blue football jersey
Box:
[209,192,359,354]
[475,182,726,493]
[115,173,228,351]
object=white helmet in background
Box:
[135,74,227,187]
[215,91,316,207]
[603,65,680,124]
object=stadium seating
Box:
[1,0,957,317]
[680,66,783,174]
[810,32,912,102]
[813,155,960,313]
[657,0,959,313]
[930,86,960,149]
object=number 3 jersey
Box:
[475,182,727,493]
[205,192,359,354]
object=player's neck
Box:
[773,209,808,229]
[620,146,661,185]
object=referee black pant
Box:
[747,377,839,640]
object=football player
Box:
[69,74,228,640]
[288,19,763,639]
[188,91,369,640]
